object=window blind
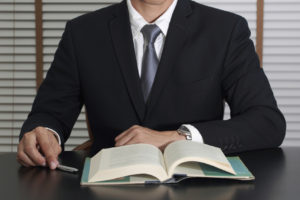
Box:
[0,0,36,152]
[3,0,297,151]
[264,0,300,146]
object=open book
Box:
[81,140,254,185]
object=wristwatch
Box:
[177,125,192,140]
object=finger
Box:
[45,129,61,153]
[115,125,140,141]
[37,133,59,170]
[51,143,61,156]
[115,130,137,147]
[16,152,30,167]
[17,140,37,167]
[122,137,139,146]
[17,151,36,167]
[48,133,62,156]
[37,136,61,170]
[115,129,130,141]
[46,134,59,156]
[18,160,30,168]
[48,131,62,156]
[23,135,46,166]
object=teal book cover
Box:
[80,156,254,185]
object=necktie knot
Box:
[141,24,161,45]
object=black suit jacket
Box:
[20,0,286,155]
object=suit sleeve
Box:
[19,21,83,145]
[192,17,286,154]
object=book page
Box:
[88,143,169,182]
[163,140,235,177]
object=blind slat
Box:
[264,0,300,146]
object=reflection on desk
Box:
[18,167,62,200]
[0,147,299,200]
[89,182,254,200]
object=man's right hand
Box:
[17,127,62,170]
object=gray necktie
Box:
[141,24,161,102]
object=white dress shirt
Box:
[48,0,204,145]
[127,0,203,143]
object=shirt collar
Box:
[127,0,178,38]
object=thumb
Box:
[37,132,60,170]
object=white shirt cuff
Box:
[182,124,204,143]
[45,127,61,145]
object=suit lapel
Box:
[109,1,146,122]
[145,0,193,118]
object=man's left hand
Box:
[114,125,185,151]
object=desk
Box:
[0,148,299,200]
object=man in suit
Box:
[17,0,286,170]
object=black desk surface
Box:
[0,147,299,200]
